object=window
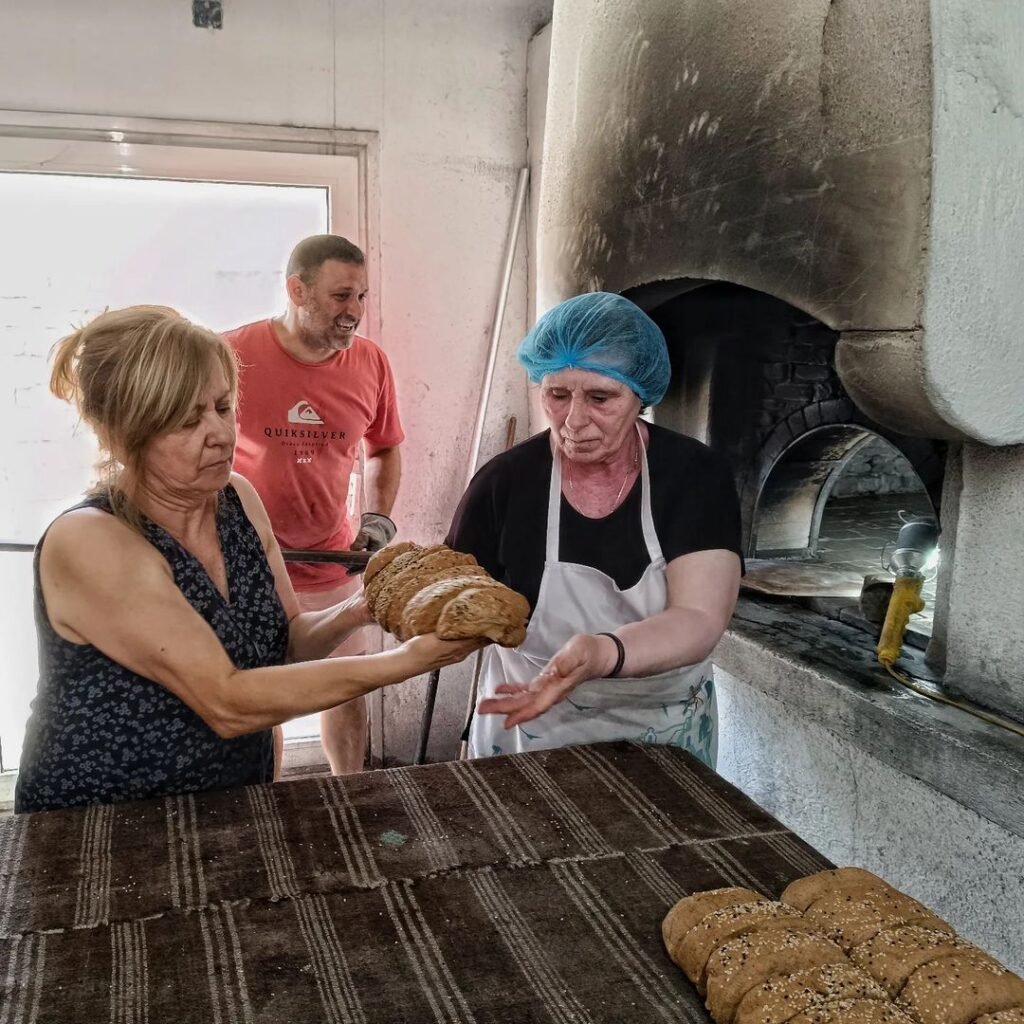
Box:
[0,116,376,776]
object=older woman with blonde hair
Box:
[447,292,743,765]
[15,306,479,813]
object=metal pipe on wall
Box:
[413,166,529,767]
[464,165,530,490]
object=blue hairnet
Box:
[517,292,671,406]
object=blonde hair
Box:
[50,305,238,529]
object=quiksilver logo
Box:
[287,400,324,425]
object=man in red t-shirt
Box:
[226,235,404,774]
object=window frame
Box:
[0,108,381,342]
[0,110,384,777]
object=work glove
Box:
[351,512,397,552]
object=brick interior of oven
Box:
[639,281,946,639]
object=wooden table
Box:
[0,741,829,1022]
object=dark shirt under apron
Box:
[15,484,289,813]
[447,423,744,612]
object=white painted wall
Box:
[0,0,551,763]
[525,22,552,436]
[923,0,1024,444]
[526,22,551,331]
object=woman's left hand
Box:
[477,633,618,728]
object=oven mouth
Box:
[633,279,945,648]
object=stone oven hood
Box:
[535,0,1023,444]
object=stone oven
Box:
[626,280,946,564]
[527,0,1024,966]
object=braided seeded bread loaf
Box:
[663,888,764,967]
[663,868,1024,1024]
[363,542,529,647]
[735,963,889,1024]
[680,900,814,994]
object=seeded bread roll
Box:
[365,549,423,614]
[788,998,916,1024]
[850,925,978,998]
[705,928,848,1024]
[364,541,420,586]
[386,564,488,636]
[679,901,808,993]
[804,889,951,951]
[735,963,888,1024]
[434,585,530,647]
[782,870,892,913]
[410,546,480,577]
[663,888,765,967]
[972,1011,1024,1024]
[371,545,472,626]
[897,953,1024,1024]
[364,540,531,646]
[400,576,500,638]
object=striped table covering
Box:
[0,741,828,1023]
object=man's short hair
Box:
[287,235,365,284]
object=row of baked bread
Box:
[662,867,1024,1024]
[363,541,529,647]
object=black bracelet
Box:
[596,632,626,678]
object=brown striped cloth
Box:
[0,741,829,1023]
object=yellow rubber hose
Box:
[884,662,1024,738]
[875,574,1024,737]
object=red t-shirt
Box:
[226,319,404,591]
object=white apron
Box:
[469,430,718,767]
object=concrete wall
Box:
[918,2,1024,720]
[537,0,931,332]
[941,444,1024,721]
[537,0,1024,445]
[843,0,1024,442]
[921,0,1024,446]
[715,666,1024,972]
[0,0,550,764]
[535,0,966,441]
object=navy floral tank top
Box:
[15,485,290,813]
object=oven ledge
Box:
[714,595,1024,840]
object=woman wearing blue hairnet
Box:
[446,292,743,767]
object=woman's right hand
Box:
[476,632,614,728]
[346,591,375,628]
[397,633,486,674]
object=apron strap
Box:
[546,438,562,564]
[548,423,664,564]
[638,422,664,563]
